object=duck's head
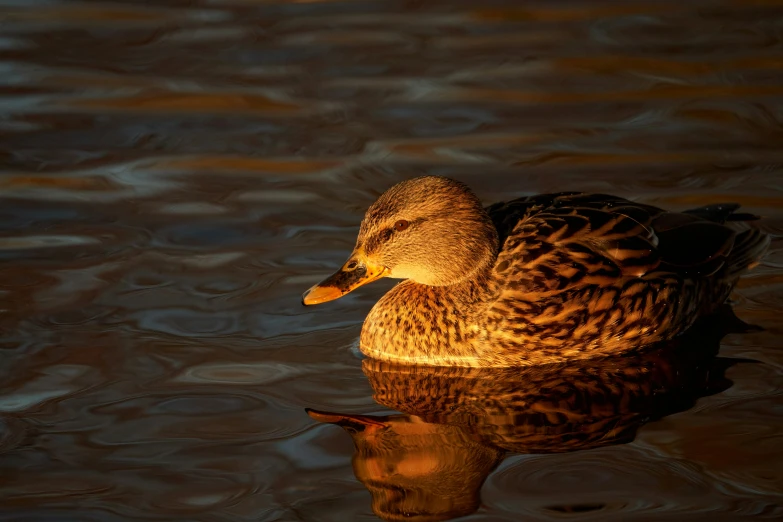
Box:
[302,176,499,305]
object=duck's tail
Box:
[684,202,770,278]
[726,228,770,279]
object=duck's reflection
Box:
[308,308,755,522]
[307,410,502,521]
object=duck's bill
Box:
[301,260,388,305]
[306,408,388,430]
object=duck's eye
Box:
[394,219,409,231]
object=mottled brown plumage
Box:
[303,176,769,367]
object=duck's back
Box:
[482,193,769,365]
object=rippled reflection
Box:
[310,309,753,521]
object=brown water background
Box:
[1,0,782,520]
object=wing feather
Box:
[486,192,753,299]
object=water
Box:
[1,0,782,520]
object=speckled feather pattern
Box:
[359,191,769,367]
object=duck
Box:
[302,176,769,367]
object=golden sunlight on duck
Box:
[302,176,769,367]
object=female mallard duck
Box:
[302,176,769,367]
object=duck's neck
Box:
[435,259,498,306]
[430,220,500,296]
[374,259,498,322]
[360,245,501,365]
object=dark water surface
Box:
[1,0,782,520]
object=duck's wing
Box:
[487,193,761,295]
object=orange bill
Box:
[302,255,388,305]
